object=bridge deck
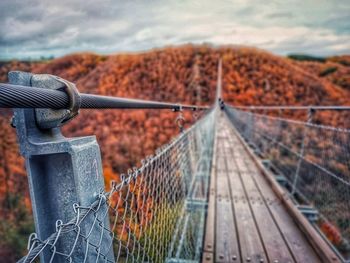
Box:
[202,113,322,263]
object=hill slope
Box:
[0,45,349,259]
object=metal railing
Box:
[18,108,215,263]
[0,70,216,263]
[225,106,350,259]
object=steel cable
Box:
[0,83,208,110]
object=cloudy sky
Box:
[0,0,349,60]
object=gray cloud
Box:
[266,12,294,19]
[0,0,349,60]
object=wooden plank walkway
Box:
[203,112,323,263]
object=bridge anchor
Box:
[9,71,114,263]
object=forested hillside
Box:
[0,45,349,260]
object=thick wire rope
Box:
[0,83,208,110]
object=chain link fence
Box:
[18,110,216,263]
[225,106,350,260]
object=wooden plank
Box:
[216,169,230,199]
[248,167,279,203]
[250,202,294,262]
[235,156,249,173]
[234,199,267,263]
[225,157,238,172]
[222,138,245,198]
[216,198,241,263]
[238,171,295,261]
[236,175,294,261]
[222,140,238,173]
[269,202,321,262]
[216,153,227,171]
[238,172,261,200]
[226,169,245,199]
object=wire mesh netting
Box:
[18,110,216,263]
[225,106,350,259]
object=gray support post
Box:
[249,107,255,143]
[9,72,114,262]
[292,108,314,195]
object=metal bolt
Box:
[219,254,224,259]
[259,258,264,262]
[246,257,251,262]
[206,255,211,260]
[10,116,16,128]
[274,260,279,263]
[232,255,237,261]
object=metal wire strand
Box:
[0,83,208,111]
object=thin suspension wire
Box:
[233,105,350,111]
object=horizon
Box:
[1,0,349,60]
[0,43,346,62]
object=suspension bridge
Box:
[0,61,349,263]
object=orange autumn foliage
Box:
[0,44,349,259]
[320,221,342,246]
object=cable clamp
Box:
[54,76,81,125]
[175,105,185,132]
[34,74,81,129]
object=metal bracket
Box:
[8,71,114,262]
[185,199,208,212]
[261,159,271,170]
[36,75,81,129]
[175,105,185,133]
[275,175,288,187]
[297,205,319,223]
[9,71,81,129]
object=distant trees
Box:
[287,54,326,63]
[0,44,349,258]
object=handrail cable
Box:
[229,106,350,132]
[233,105,350,111]
[0,83,209,111]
